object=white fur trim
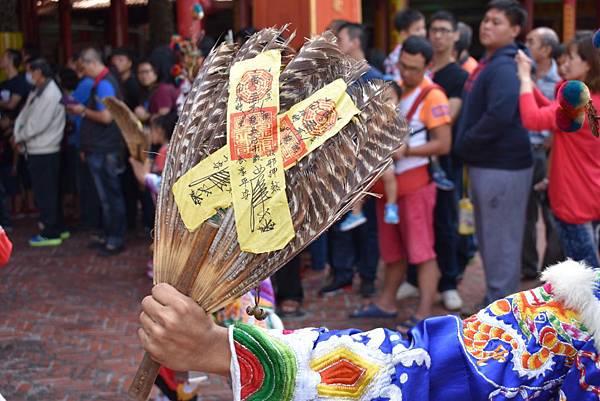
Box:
[228,326,241,401]
[541,259,600,352]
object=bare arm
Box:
[406,123,452,157]
[448,98,462,123]
[0,94,22,111]
[138,283,231,375]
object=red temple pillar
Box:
[59,0,72,63]
[523,0,533,34]
[110,0,129,47]
[562,0,576,42]
[20,0,40,45]
[176,0,203,40]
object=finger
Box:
[141,295,166,323]
[138,327,162,361]
[139,310,159,335]
[151,283,188,306]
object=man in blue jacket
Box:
[454,0,533,306]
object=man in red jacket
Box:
[0,225,13,267]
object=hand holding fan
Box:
[128,28,407,400]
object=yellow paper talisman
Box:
[171,146,231,231]
[227,50,294,253]
[279,78,360,168]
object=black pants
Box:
[329,197,379,283]
[28,152,63,238]
[79,157,102,231]
[0,175,11,228]
[272,255,303,304]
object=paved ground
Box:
[0,218,540,401]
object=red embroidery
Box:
[280,115,307,168]
[235,341,266,400]
[318,358,366,386]
[576,350,600,395]
[302,99,338,137]
[229,108,278,160]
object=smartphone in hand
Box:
[60,93,79,106]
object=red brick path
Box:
[0,219,538,401]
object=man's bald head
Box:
[526,27,559,63]
[79,47,105,78]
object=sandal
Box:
[349,303,397,319]
[395,315,421,334]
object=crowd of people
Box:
[1,0,599,335]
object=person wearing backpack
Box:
[351,36,451,332]
[66,48,127,256]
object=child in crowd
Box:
[340,82,402,231]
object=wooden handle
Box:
[128,352,160,400]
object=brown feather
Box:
[101,96,149,162]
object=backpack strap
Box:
[405,83,444,122]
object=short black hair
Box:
[400,36,433,65]
[486,0,527,31]
[151,110,178,141]
[430,10,458,31]
[388,81,403,100]
[111,47,134,61]
[338,22,368,53]
[234,27,258,45]
[394,9,425,32]
[197,35,216,58]
[28,58,53,78]
[4,48,21,69]
[455,22,473,55]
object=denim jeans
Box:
[309,233,328,271]
[329,197,379,283]
[86,151,126,248]
[554,218,599,269]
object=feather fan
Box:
[128,28,407,400]
[102,96,149,162]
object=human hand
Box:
[134,106,148,121]
[66,103,85,115]
[393,143,408,160]
[138,283,231,375]
[129,157,151,185]
[515,50,533,81]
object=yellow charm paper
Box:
[172,146,231,231]
[279,78,360,168]
[173,78,360,240]
[227,50,294,253]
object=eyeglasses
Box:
[430,27,454,35]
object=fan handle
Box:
[127,352,160,400]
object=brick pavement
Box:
[0,218,539,401]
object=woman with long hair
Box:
[516,31,600,268]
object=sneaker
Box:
[319,278,353,295]
[431,165,455,191]
[384,203,399,224]
[441,289,463,311]
[359,280,376,298]
[396,281,419,300]
[60,231,71,240]
[29,235,62,247]
[340,212,367,232]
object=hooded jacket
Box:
[454,43,532,170]
[14,79,65,155]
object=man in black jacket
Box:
[454,0,533,305]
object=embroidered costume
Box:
[228,261,600,400]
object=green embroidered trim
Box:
[234,323,297,401]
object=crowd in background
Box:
[1,0,599,334]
